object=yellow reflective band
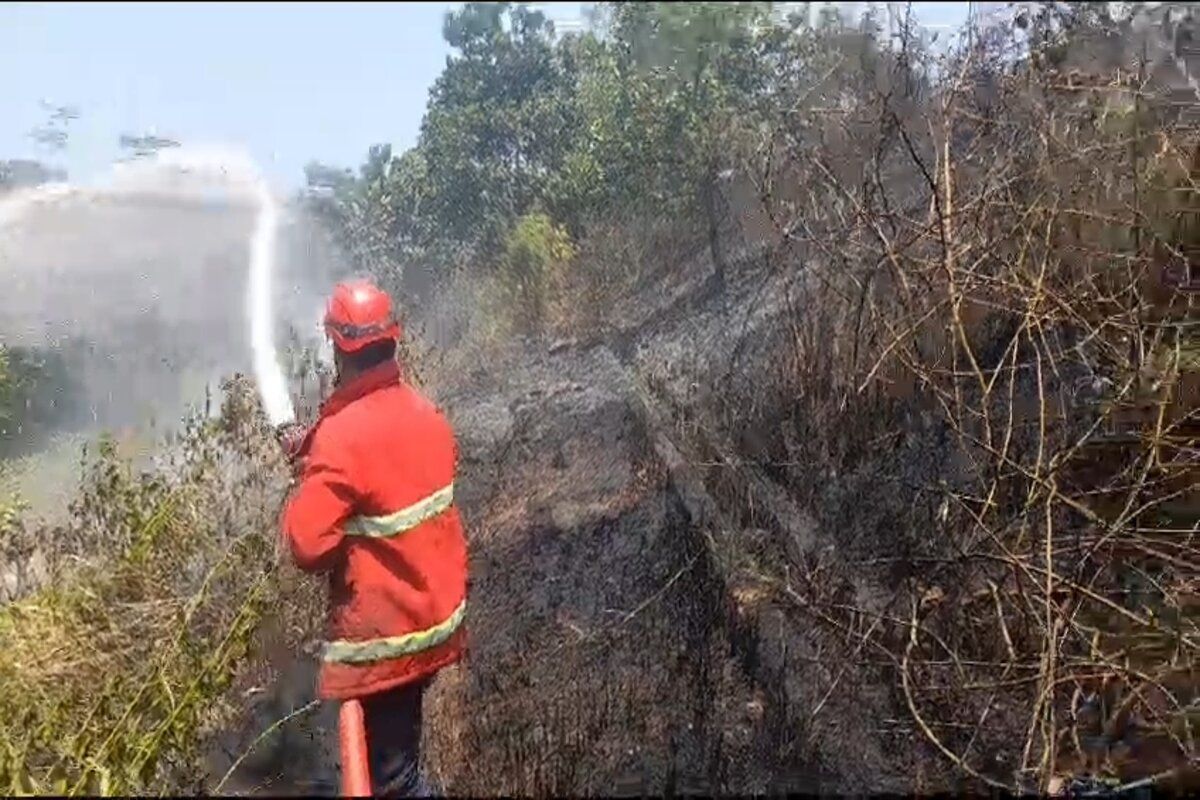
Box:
[322,600,467,665]
[343,483,455,538]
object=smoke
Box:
[0,146,339,449]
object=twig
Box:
[213,699,321,795]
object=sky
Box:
[0,2,974,191]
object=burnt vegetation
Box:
[2,2,1199,795]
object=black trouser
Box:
[359,678,434,798]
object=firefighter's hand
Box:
[275,422,308,465]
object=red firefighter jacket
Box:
[281,360,468,700]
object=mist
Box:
[0,147,343,450]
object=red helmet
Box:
[323,279,402,353]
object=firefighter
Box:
[278,279,468,797]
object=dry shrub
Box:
[414,207,701,366]
[0,376,291,795]
[548,215,704,339]
[407,10,1200,792]
[723,10,1200,793]
[413,268,522,393]
[426,211,579,365]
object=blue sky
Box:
[0,2,973,190]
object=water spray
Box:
[247,181,296,427]
[0,146,299,434]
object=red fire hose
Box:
[339,699,372,797]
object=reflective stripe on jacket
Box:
[281,360,468,700]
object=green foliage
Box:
[0,344,81,459]
[420,3,580,258]
[504,211,575,272]
[0,380,284,796]
[311,2,791,293]
[497,212,575,333]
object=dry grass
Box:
[6,12,1194,799]
[688,16,1200,793]
[407,17,1200,792]
[545,215,705,341]
[406,15,1200,793]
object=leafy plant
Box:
[497,211,575,334]
[0,344,81,458]
[0,378,288,795]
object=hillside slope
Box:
[210,239,918,795]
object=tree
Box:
[418,2,581,259]
[0,160,66,192]
[9,102,76,190]
[303,161,355,194]
[597,2,776,286]
[310,1,811,292]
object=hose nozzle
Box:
[275,421,308,463]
